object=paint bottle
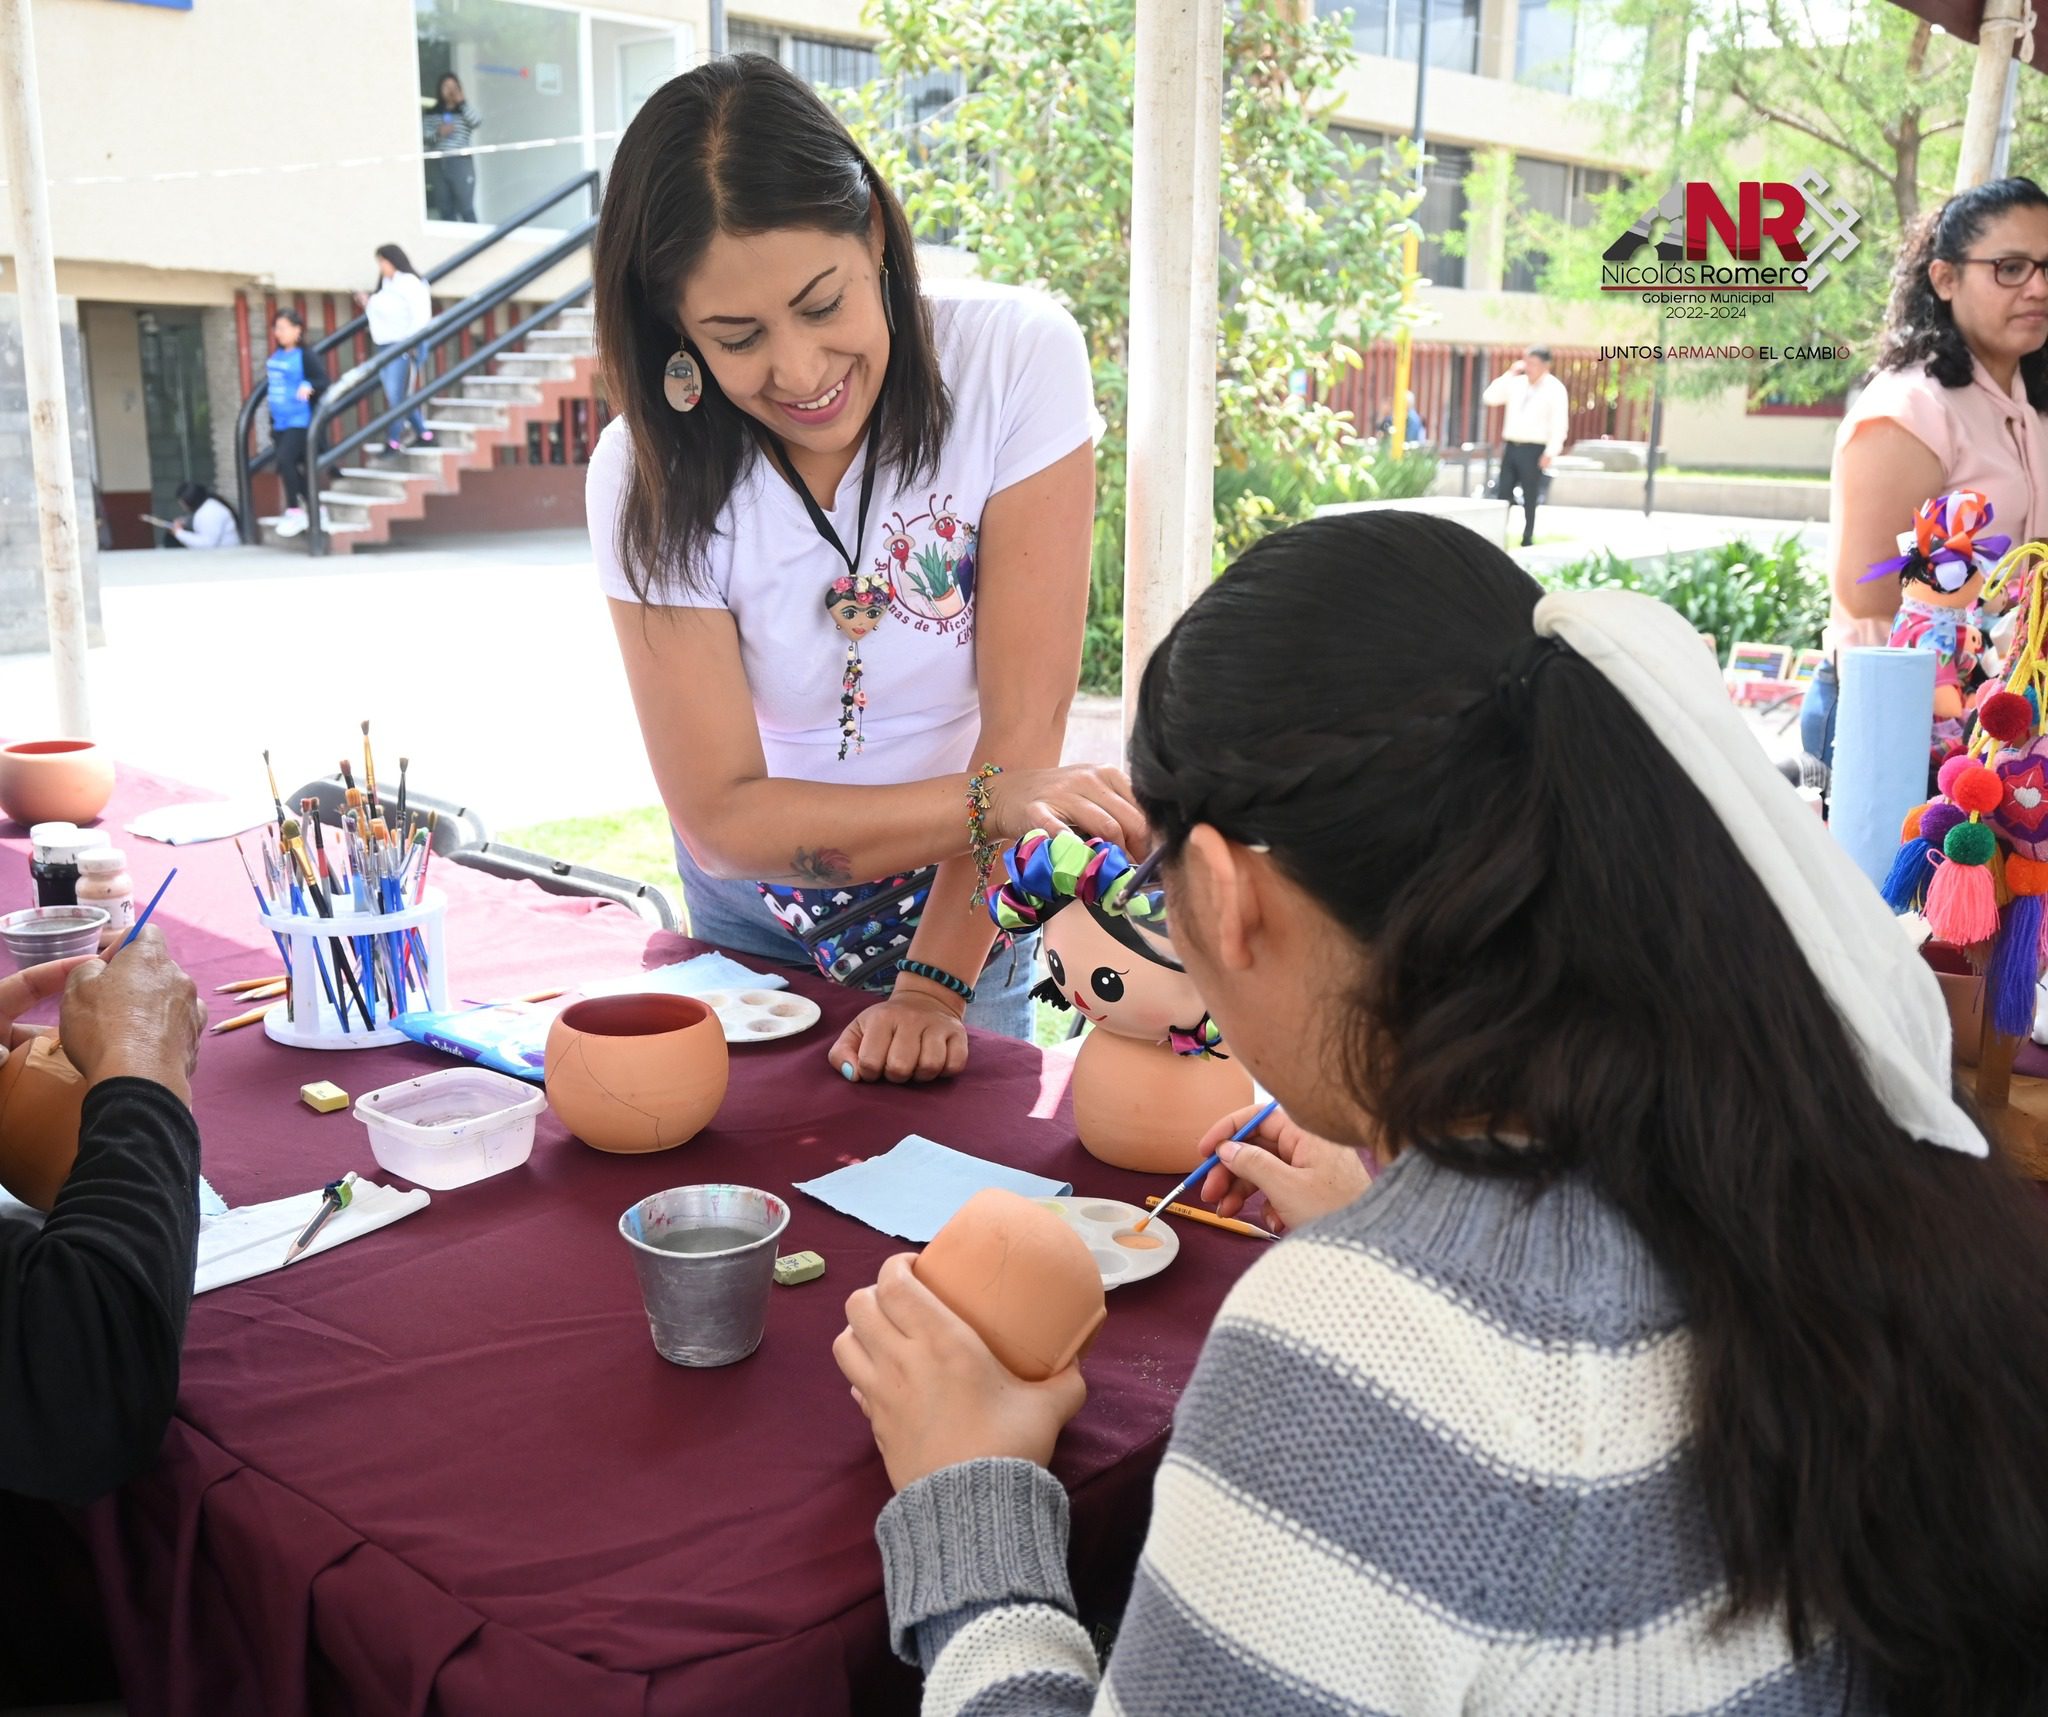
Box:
[29,824,90,909]
[75,847,135,931]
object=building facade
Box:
[0,0,1837,566]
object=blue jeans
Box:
[670,831,1039,1041]
[1799,658,1838,771]
[378,350,426,443]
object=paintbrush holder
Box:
[256,889,449,1051]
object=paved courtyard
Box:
[0,505,1805,834]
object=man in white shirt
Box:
[1482,346,1571,547]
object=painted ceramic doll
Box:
[1861,489,2011,773]
[989,830,1253,1172]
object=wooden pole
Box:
[0,0,92,736]
[1121,0,1223,737]
[1956,0,2027,192]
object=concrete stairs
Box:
[257,306,596,553]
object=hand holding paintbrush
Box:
[1160,1100,1378,1238]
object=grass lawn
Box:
[502,802,1072,1046]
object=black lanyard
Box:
[766,432,880,580]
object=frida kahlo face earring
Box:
[663,349,702,413]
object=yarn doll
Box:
[1861,489,2011,775]
[989,829,1252,1173]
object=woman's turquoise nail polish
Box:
[841,1062,857,1082]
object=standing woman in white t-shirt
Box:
[588,55,1143,1084]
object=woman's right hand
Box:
[57,928,204,1103]
[981,763,1149,853]
[1195,1103,1375,1235]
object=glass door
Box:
[135,308,212,533]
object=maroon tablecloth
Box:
[1,766,1261,1716]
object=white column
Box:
[1121,0,1223,736]
[1956,0,2028,192]
[0,0,92,736]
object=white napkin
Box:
[125,798,279,846]
[195,1180,429,1294]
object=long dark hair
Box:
[374,243,420,282]
[174,481,239,532]
[1878,175,2048,408]
[436,73,465,112]
[591,53,949,601]
[1130,511,2048,1715]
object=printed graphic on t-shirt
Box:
[875,493,978,643]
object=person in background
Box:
[265,307,327,539]
[1482,344,1570,546]
[1802,175,2048,776]
[167,481,240,550]
[837,510,2048,1716]
[0,930,206,1503]
[425,74,482,225]
[1376,391,1426,446]
[355,245,435,455]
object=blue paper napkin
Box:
[581,951,789,999]
[794,1134,1072,1243]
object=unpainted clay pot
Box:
[1069,1026,1255,1174]
[545,993,729,1153]
[0,740,115,829]
[0,1036,87,1211]
[915,1189,1106,1381]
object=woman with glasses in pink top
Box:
[1803,177,2048,773]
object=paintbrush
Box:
[1132,1099,1282,1233]
[1141,1197,1278,1239]
[396,756,409,840]
[361,721,381,821]
[282,817,372,1028]
[233,836,296,996]
[263,748,286,826]
[116,871,177,953]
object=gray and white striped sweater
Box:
[877,1148,1877,1716]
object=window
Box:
[726,19,782,57]
[1416,143,1470,288]
[415,1,687,230]
[1504,157,1568,292]
[1317,0,1478,73]
[1514,0,1574,92]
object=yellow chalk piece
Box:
[300,1081,350,1114]
[773,1250,825,1286]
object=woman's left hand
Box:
[829,987,968,1084]
[834,1254,1087,1492]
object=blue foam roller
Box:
[1831,646,1937,889]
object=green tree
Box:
[841,0,1420,687]
[1494,1,2026,408]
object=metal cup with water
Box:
[618,1184,789,1367]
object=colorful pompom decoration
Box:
[1918,801,1968,848]
[1937,754,1976,799]
[1979,689,2033,745]
[1949,766,2005,816]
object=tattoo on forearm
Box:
[790,846,853,885]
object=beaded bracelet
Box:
[966,762,1004,908]
[897,959,976,1004]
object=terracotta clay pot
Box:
[1922,940,1985,1069]
[1069,1027,1255,1174]
[544,994,729,1154]
[915,1189,1106,1381]
[0,740,115,829]
[0,1036,87,1211]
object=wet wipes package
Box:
[393,1002,554,1083]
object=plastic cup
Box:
[618,1185,789,1367]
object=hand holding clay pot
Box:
[0,954,104,1210]
[834,1250,1090,1493]
[911,1189,1106,1379]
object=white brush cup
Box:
[256,889,449,1050]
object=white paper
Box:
[124,799,279,846]
[195,1180,429,1294]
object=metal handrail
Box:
[232,170,600,537]
[303,272,594,556]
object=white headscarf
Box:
[1536,588,1988,1158]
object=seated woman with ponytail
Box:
[834,509,2048,1715]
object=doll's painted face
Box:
[828,594,888,640]
[1043,902,1206,1041]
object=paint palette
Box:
[695,989,823,1044]
[1040,1195,1180,1289]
